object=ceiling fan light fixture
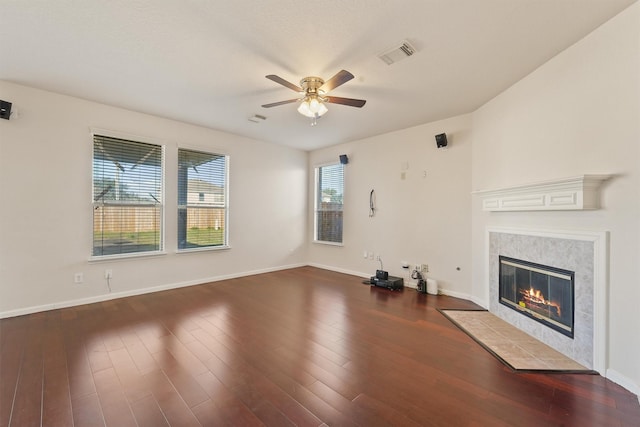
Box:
[263,70,364,123]
[309,97,320,112]
[297,96,328,118]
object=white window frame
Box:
[313,162,345,246]
[90,129,166,260]
[177,147,230,253]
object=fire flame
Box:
[524,287,562,317]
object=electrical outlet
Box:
[74,273,83,284]
[368,252,374,260]
[421,264,429,273]
[105,269,113,280]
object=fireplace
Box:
[499,256,574,338]
[488,228,607,372]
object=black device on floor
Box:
[369,275,404,291]
[375,269,388,280]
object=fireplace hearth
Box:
[499,256,574,338]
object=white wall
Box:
[308,115,473,295]
[471,3,639,394]
[0,81,308,316]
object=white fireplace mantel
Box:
[473,175,611,212]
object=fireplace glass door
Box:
[499,256,574,338]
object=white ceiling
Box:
[0,0,635,151]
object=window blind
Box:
[178,148,228,250]
[315,163,344,243]
[92,134,163,256]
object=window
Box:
[178,148,228,250]
[314,163,344,243]
[93,134,163,257]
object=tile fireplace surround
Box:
[486,227,607,373]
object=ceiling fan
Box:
[262,70,366,125]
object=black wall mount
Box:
[0,100,12,120]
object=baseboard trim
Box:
[306,263,370,279]
[438,288,473,301]
[0,263,306,319]
[606,368,640,401]
[468,294,489,309]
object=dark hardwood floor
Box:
[1,267,638,426]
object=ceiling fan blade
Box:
[262,99,299,108]
[320,70,354,92]
[325,96,366,108]
[265,75,303,92]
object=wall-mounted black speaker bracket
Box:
[0,100,12,120]
[339,154,349,165]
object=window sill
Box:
[176,245,231,254]
[89,251,167,262]
[313,240,344,247]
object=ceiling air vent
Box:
[378,40,416,65]
[248,114,267,123]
